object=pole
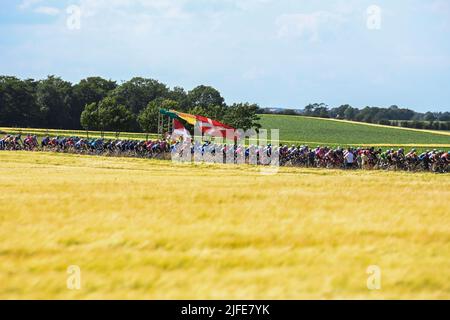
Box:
[158,112,162,139]
[167,116,171,138]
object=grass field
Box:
[259,115,450,147]
[1,151,449,299]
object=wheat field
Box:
[0,151,449,299]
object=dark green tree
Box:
[343,106,358,120]
[138,99,179,134]
[188,85,225,109]
[330,104,352,119]
[0,76,41,127]
[189,104,227,121]
[424,112,437,122]
[72,77,117,128]
[36,76,73,129]
[101,103,135,133]
[80,102,101,131]
[281,109,298,116]
[304,103,329,118]
[81,97,135,133]
[168,86,189,112]
[223,103,261,130]
[111,77,169,115]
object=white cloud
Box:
[75,0,272,21]
[34,6,60,16]
[233,0,272,11]
[4,0,450,112]
[276,11,346,41]
[429,0,450,13]
[18,0,43,10]
[77,0,190,19]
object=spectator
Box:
[344,148,355,169]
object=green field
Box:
[259,115,450,147]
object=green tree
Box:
[81,97,135,133]
[72,77,117,128]
[168,86,189,112]
[111,77,169,115]
[36,76,73,129]
[438,112,450,121]
[138,99,179,133]
[80,102,101,131]
[281,109,298,116]
[343,106,358,120]
[330,104,352,119]
[0,76,41,127]
[304,103,329,118]
[223,103,261,131]
[101,104,135,133]
[189,104,227,121]
[424,112,437,122]
[188,85,225,109]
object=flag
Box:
[160,109,179,119]
[171,110,197,126]
[195,115,234,129]
[160,109,236,138]
[194,115,234,138]
[172,119,191,139]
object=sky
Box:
[1,0,450,112]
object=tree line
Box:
[0,75,261,133]
[2,75,448,133]
[260,103,450,130]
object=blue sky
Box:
[1,0,450,112]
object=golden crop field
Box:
[0,151,449,299]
